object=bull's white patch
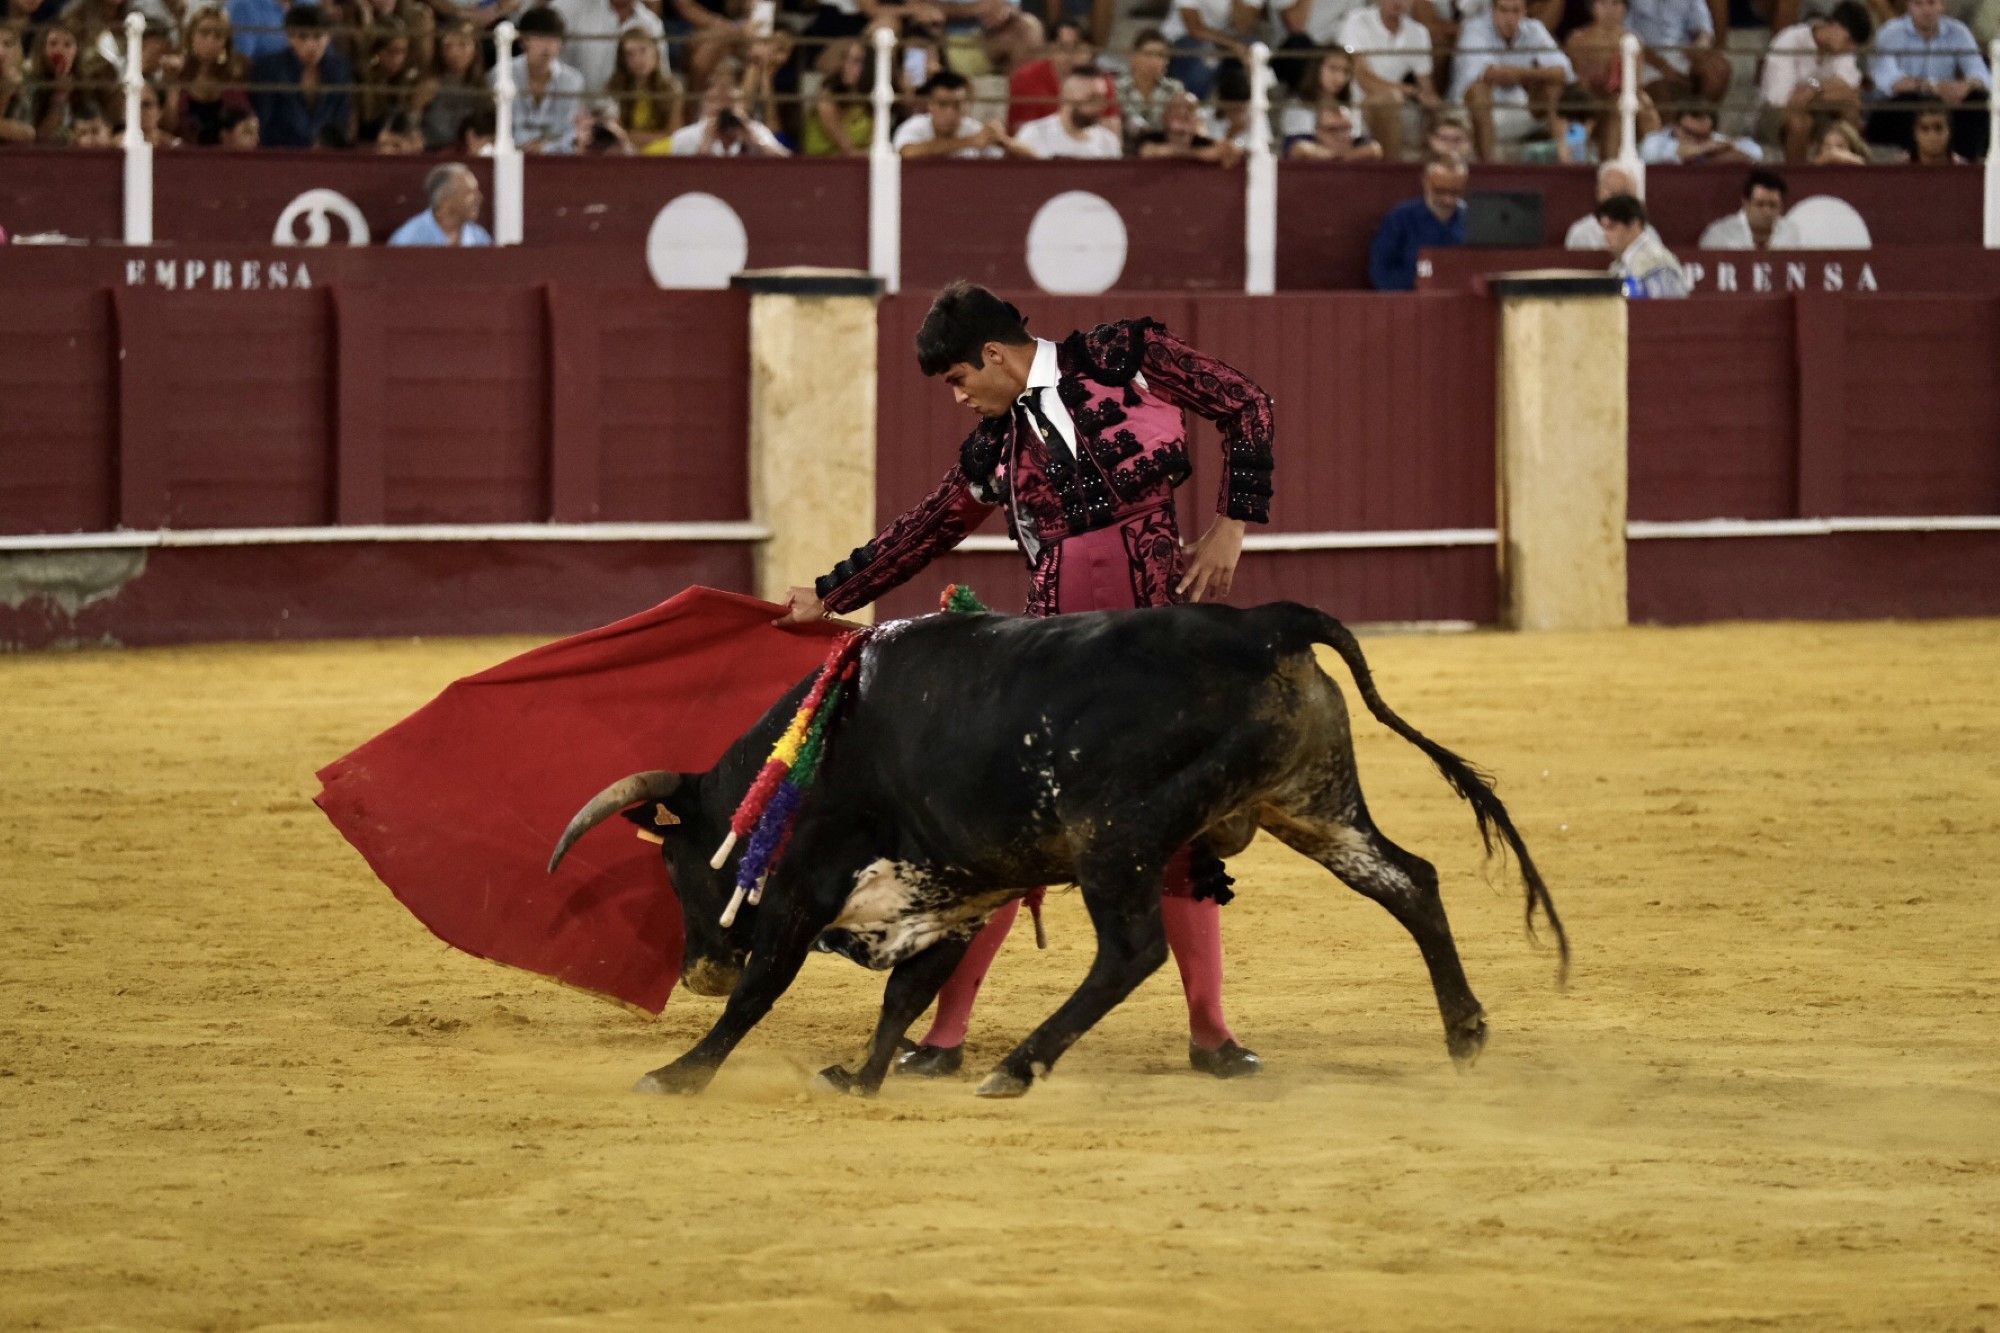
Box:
[824,860,1010,970]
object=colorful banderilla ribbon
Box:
[711,630,869,927]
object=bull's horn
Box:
[547,771,681,874]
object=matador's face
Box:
[941,343,1029,419]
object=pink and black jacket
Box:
[813,318,1276,617]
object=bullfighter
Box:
[778,280,1276,1080]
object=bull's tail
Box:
[1287,604,1571,986]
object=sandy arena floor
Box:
[3,619,1998,1330]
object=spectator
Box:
[374,104,423,148]
[1759,0,1867,164]
[133,74,180,144]
[1007,18,1096,131]
[456,103,493,152]
[220,101,259,145]
[1866,0,1991,162]
[1279,47,1359,143]
[389,161,493,244]
[1344,0,1440,161]
[604,24,678,149]
[1908,105,1969,162]
[1596,192,1687,296]
[805,35,872,156]
[1284,97,1383,157]
[1160,0,1257,99]
[1699,167,1801,249]
[1,20,38,144]
[227,0,293,62]
[412,16,486,150]
[1272,0,1369,93]
[550,0,663,96]
[27,18,97,142]
[1015,67,1120,156]
[657,66,787,154]
[429,0,522,39]
[928,0,1044,75]
[1566,0,1658,158]
[894,67,1029,156]
[249,5,353,146]
[1368,151,1466,290]
[68,102,112,142]
[163,9,250,145]
[356,23,420,144]
[1206,58,1258,148]
[572,94,633,150]
[1425,104,1472,156]
[1115,26,1183,144]
[492,3,582,152]
[1564,159,1659,246]
[1452,0,1572,161]
[734,30,794,144]
[1809,117,1868,162]
[356,0,435,72]
[1640,100,1758,162]
[1627,0,1728,106]
[1137,88,1243,162]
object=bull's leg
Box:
[634,898,836,1096]
[1266,809,1488,1065]
[976,870,1168,1099]
[814,934,974,1097]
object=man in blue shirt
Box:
[249,5,353,148]
[389,164,495,247]
[1864,0,1991,161]
[1369,153,1467,291]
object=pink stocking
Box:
[1162,895,1233,1050]
[915,898,1021,1049]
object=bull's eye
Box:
[653,802,682,827]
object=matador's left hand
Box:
[1179,517,1246,604]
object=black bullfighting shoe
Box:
[894,1041,965,1078]
[1188,1039,1263,1079]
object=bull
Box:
[548,601,1568,1099]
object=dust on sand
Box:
[3,620,1998,1330]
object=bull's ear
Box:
[621,800,682,841]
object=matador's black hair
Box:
[916,281,1031,377]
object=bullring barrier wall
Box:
[2,249,1997,648]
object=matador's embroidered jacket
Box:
[813,318,1276,617]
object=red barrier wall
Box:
[4,152,1983,292]
[5,253,1995,646]
[0,257,748,535]
[1626,293,2000,622]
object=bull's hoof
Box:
[812,1064,865,1096]
[1189,1039,1263,1079]
[974,1067,1032,1099]
[1446,1012,1489,1068]
[633,1061,713,1096]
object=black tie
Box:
[1019,388,1069,457]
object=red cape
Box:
[314,587,846,1012]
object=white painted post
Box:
[1616,32,1644,198]
[492,21,524,245]
[121,11,152,244]
[1986,38,1999,247]
[1245,41,1276,295]
[867,25,900,294]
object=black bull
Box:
[549,602,1569,1098]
